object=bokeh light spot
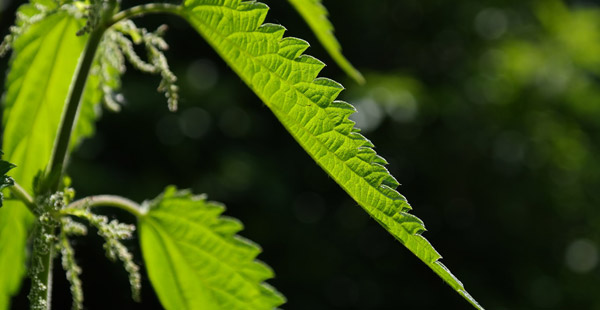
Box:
[565,238,598,273]
[179,107,210,139]
[349,98,384,132]
[186,59,219,92]
[475,8,508,40]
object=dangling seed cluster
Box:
[97,20,180,112]
[59,229,84,310]
[61,205,141,302]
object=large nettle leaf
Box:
[0,1,104,308]
[180,0,482,308]
[287,0,364,84]
[0,9,86,309]
[139,187,285,310]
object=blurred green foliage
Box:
[2,0,600,309]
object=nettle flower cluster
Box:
[28,188,140,310]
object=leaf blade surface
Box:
[140,187,285,310]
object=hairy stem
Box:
[28,221,56,310]
[109,3,184,26]
[66,195,145,217]
[33,2,119,309]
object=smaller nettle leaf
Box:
[139,186,285,310]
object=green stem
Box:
[44,27,107,193]
[34,2,120,309]
[34,27,103,310]
[66,195,146,217]
[109,3,184,26]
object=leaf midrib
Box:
[142,220,191,309]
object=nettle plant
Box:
[0,0,484,309]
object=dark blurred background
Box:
[3,0,600,309]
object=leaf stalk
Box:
[65,195,145,217]
[109,3,184,26]
[9,181,36,213]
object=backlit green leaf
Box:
[0,4,99,308]
[0,205,28,310]
[2,12,87,191]
[139,187,285,310]
[181,1,482,308]
[287,0,364,84]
